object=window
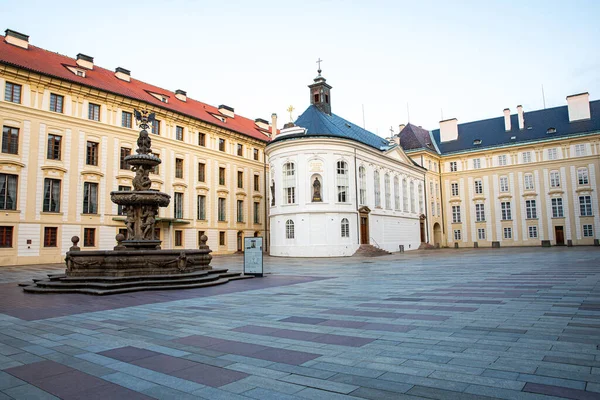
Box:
[218,197,226,221]
[437,203,441,216]
[286,219,295,239]
[198,163,205,182]
[2,126,19,154]
[151,153,160,174]
[218,138,225,152]
[359,166,366,205]
[88,103,100,121]
[219,231,226,246]
[435,183,439,198]
[0,174,18,210]
[394,176,400,210]
[524,174,534,190]
[410,181,415,213]
[44,227,58,247]
[418,184,424,214]
[579,196,593,216]
[551,198,563,218]
[174,192,183,219]
[174,230,183,246]
[47,134,61,160]
[431,202,436,216]
[503,227,512,239]
[578,168,589,185]
[253,201,260,224]
[122,111,132,128]
[197,195,206,220]
[583,224,593,237]
[449,161,457,172]
[237,200,244,222]
[452,205,461,223]
[253,148,259,161]
[454,229,461,241]
[175,158,183,179]
[526,199,537,219]
[237,171,244,189]
[237,144,243,156]
[499,176,509,193]
[384,173,391,209]
[575,144,586,157]
[374,171,381,207]
[0,226,13,248]
[528,226,538,239]
[477,228,486,240]
[402,178,408,211]
[4,82,21,103]
[474,179,483,194]
[254,175,260,191]
[547,148,558,160]
[83,228,96,247]
[82,182,98,214]
[283,162,296,204]
[43,178,61,213]
[475,203,485,222]
[50,93,64,113]
[501,201,511,220]
[176,126,184,141]
[522,151,532,163]
[337,161,349,203]
[473,159,481,169]
[550,171,560,188]
[341,218,350,238]
[219,167,226,185]
[117,185,131,215]
[151,119,160,135]
[498,155,507,166]
[451,182,459,196]
[86,141,98,166]
[198,132,206,146]
[120,147,131,170]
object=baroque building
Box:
[0,29,273,266]
[266,71,427,257]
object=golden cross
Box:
[287,105,295,122]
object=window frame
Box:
[43,178,61,213]
[175,126,184,141]
[579,195,593,216]
[175,158,184,179]
[341,218,350,238]
[0,173,18,210]
[82,182,98,214]
[526,199,537,219]
[0,226,14,248]
[218,197,226,221]
[83,227,96,247]
[49,93,64,113]
[88,102,101,121]
[44,227,58,247]
[285,219,295,239]
[47,133,62,160]
[121,111,133,128]
[86,141,99,166]
[2,126,19,155]
[4,82,21,103]
[197,194,206,220]
[174,192,184,219]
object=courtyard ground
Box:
[0,247,599,399]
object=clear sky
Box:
[2,0,599,136]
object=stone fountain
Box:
[22,110,251,294]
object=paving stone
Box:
[406,385,497,400]
[517,372,586,390]
[2,384,60,400]
[280,374,359,394]
[102,372,158,391]
[0,371,26,390]
[142,385,202,400]
[295,387,364,399]
[523,382,599,399]
[350,386,420,400]
[243,387,303,400]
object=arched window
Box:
[285,219,294,239]
[359,166,366,205]
[341,218,349,238]
[282,162,296,204]
[393,176,400,210]
[374,170,381,207]
[336,161,349,203]
[418,183,424,214]
[410,181,415,213]
[384,173,391,209]
[402,178,408,212]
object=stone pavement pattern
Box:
[0,247,599,399]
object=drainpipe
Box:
[354,148,360,245]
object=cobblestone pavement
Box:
[0,247,599,399]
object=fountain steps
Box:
[21,269,252,295]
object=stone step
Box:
[353,244,392,257]
[31,273,223,290]
[45,268,229,282]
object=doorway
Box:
[419,216,426,243]
[358,206,370,245]
[237,231,243,252]
[433,223,442,247]
[555,226,564,245]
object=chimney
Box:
[115,67,130,82]
[218,104,234,118]
[439,118,458,142]
[517,105,525,129]
[4,29,28,49]
[271,113,278,137]
[175,89,187,102]
[503,108,511,131]
[398,124,406,133]
[76,53,94,70]
[566,92,591,122]
[254,118,269,131]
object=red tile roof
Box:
[0,35,273,142]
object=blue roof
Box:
[431,100,600,154]
[270,105,392,151]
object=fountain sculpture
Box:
[22,111,250,294]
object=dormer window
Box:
[473,139,482,145]
[547,127,556,134]
[161,97,167,103]
[76,70,84,77]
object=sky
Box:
[2,0,599,137]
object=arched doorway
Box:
[433,223,441,248]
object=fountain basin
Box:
[110,190,170,207]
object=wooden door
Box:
[360,216,369,244]
[555,226,564,245]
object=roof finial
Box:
[316,57,323,76]
[286,105,295,122]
